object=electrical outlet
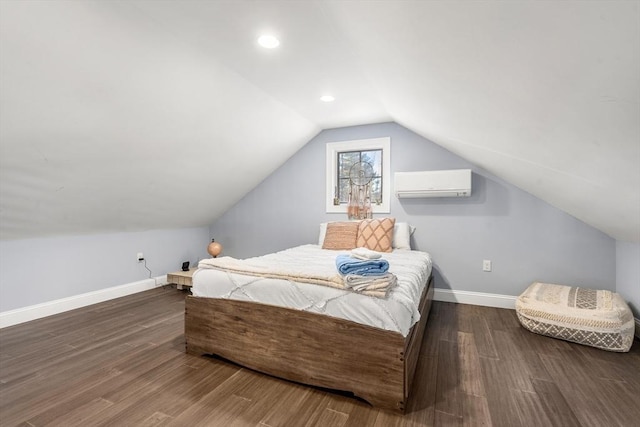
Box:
[137,252,144,262]
[483,259,492,272]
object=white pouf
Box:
[516,282,635,352]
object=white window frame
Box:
[325,137,391,214]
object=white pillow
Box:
[319,221,415,250]
[393,222,415,250]
[318,222,328,245]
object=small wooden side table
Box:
[167,268,197,290]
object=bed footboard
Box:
[185,274,433,413]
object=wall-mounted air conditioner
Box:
[394,169,472,198]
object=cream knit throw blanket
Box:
[199,254,394,298]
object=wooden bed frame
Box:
[185,274,433,413]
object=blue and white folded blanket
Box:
[336,254,389,276]
[350,247,382,260]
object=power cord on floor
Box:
[142,259,152,279]
[143,259,170,291]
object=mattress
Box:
[192,244,432,337]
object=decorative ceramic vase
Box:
[207,239,222,258]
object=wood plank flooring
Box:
[1,287,639,426]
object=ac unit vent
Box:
[394,169,472,198]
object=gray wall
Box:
[616,241,640,317]
[0,122,627,315]
[0,227,209,312]
[210,122,616,297]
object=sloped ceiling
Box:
[1,1,638,242]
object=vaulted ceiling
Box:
[1,1,638,242]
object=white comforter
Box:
[192,244,432,337]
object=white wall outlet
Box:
[483,259,492,272]
[137,252,144,262]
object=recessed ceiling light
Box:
[258,35,280,49]
[320,95,335,102]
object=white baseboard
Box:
[434,288,517,309]
[0,282,622,333]
[0,275,168,329]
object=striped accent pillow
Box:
[322,221,360,250]
[357,218,396,252]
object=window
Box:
[326,137,391,214]
[336,150,382,204]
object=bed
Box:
[184,222,434,413]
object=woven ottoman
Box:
[516,282,634,352]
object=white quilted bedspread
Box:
[192,244,432,337]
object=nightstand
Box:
[166,268,197,290]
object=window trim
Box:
[325,137,391,214]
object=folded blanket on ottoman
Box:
[516,282,635,352]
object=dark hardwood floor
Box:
[1,287,639,426]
